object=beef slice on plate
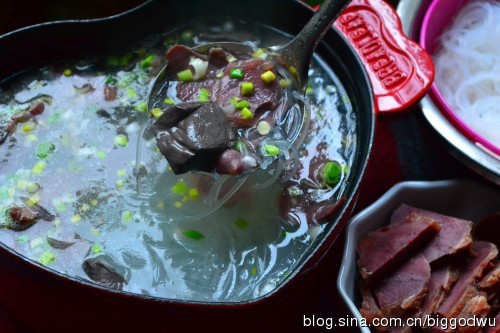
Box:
[357,213,440,283]
[391,204,473,263]
[438,241,498,319]
[372,254,431,318]
[420,264,461,317]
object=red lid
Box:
[308,0,435,114]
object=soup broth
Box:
[0,22,356,302]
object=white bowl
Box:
[337,179,500,332]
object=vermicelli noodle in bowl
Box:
[433,0,500,151]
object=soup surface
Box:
[0,21,356,302]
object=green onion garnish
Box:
[105,76,117,85]
[63,69,72,77]
[134,101,148,113]
[164,97,174,105]
[122,211,133,223]
[198,88,210,102]
[261,70,276,84]
[240,107,253,120]
[321,161,342,186]
[234,218,250,230]
[140,54,155,69]
[39,251,55,266]
[183,229,204,240]
[230,68,244,79]
[114,134,128,147]
[32,161,47,175]
[151,107,163,118]
[177,69,194,82]
[265,144,280,156]
[91,243,102,254]
[241,82,254,96]
[171,180,188,196]
[188,188,200,200]
[36,141,55,158]
[234,140,247,152]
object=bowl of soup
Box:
[0,0,432,330]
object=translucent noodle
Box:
[433,0,500,147]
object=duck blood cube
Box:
[151,102,236,174]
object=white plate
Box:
[337,179,500,332]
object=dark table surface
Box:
[0,1,490,332]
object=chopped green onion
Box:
[122,211,133,223]
[288,66,298,77]
[134,101,147,113]
[39,251,55,266]
[164,98,174,105]
[321,161,342,186]
[114,134,128,147]
[261,70,276,84]
[140,54,155,69]
[316,108,324,119]
[198,88,210,102]
[117,169,127,177]
[36,141,55,158]
[171,180,188,196]
[280,79,290,88]
[250,266,258,275]
[127,88,137,99]
[30,237,45,249]
[71,214,81,223]
[188,188,200,200]
[234,140,247,152]
[252,49,268,59]
[63,69,72,77]
[230,68,244,79]
[105,76,117,85]
[91,243,102,254]
[177,69,194,82]
[257,121,271,135]
[234,218,250,230]
[183,229,204,240]
[26,183,40,194]
[32,161,47,175]
[174,201,183,208]
[22,123,35,132]
[240,107,253,120]
[216,71,225,78]
[17,235,29,243]
[151,107,163,118]
[306,86,314,95]
[265,144,280,156]
[181,30,194,42]
[241,82,254,96]
[116,179,128,190]
[97,151,106,159]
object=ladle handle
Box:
[276,0,352,86]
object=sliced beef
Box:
[438,241,498,318]
[456,292,491,333]
[372,254,431,318]
[474,213,500,249]
[151,102,236,174]
[357,213,440,283]
[164,44,207,77]
[479,263,500,292]
[420,264,461,317]
[391,204,473,263]
[359,280,383,325]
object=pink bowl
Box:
[420,0,500,159]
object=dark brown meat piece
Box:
[151,102,236,174]
[372,254,431,318]
[420,264,461,317]
[357,213,440,283]
[438,241,498,318]
[4,206,40,231]
[474,213,500,249]
[82,257,127,291]
[391,204,473,263]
